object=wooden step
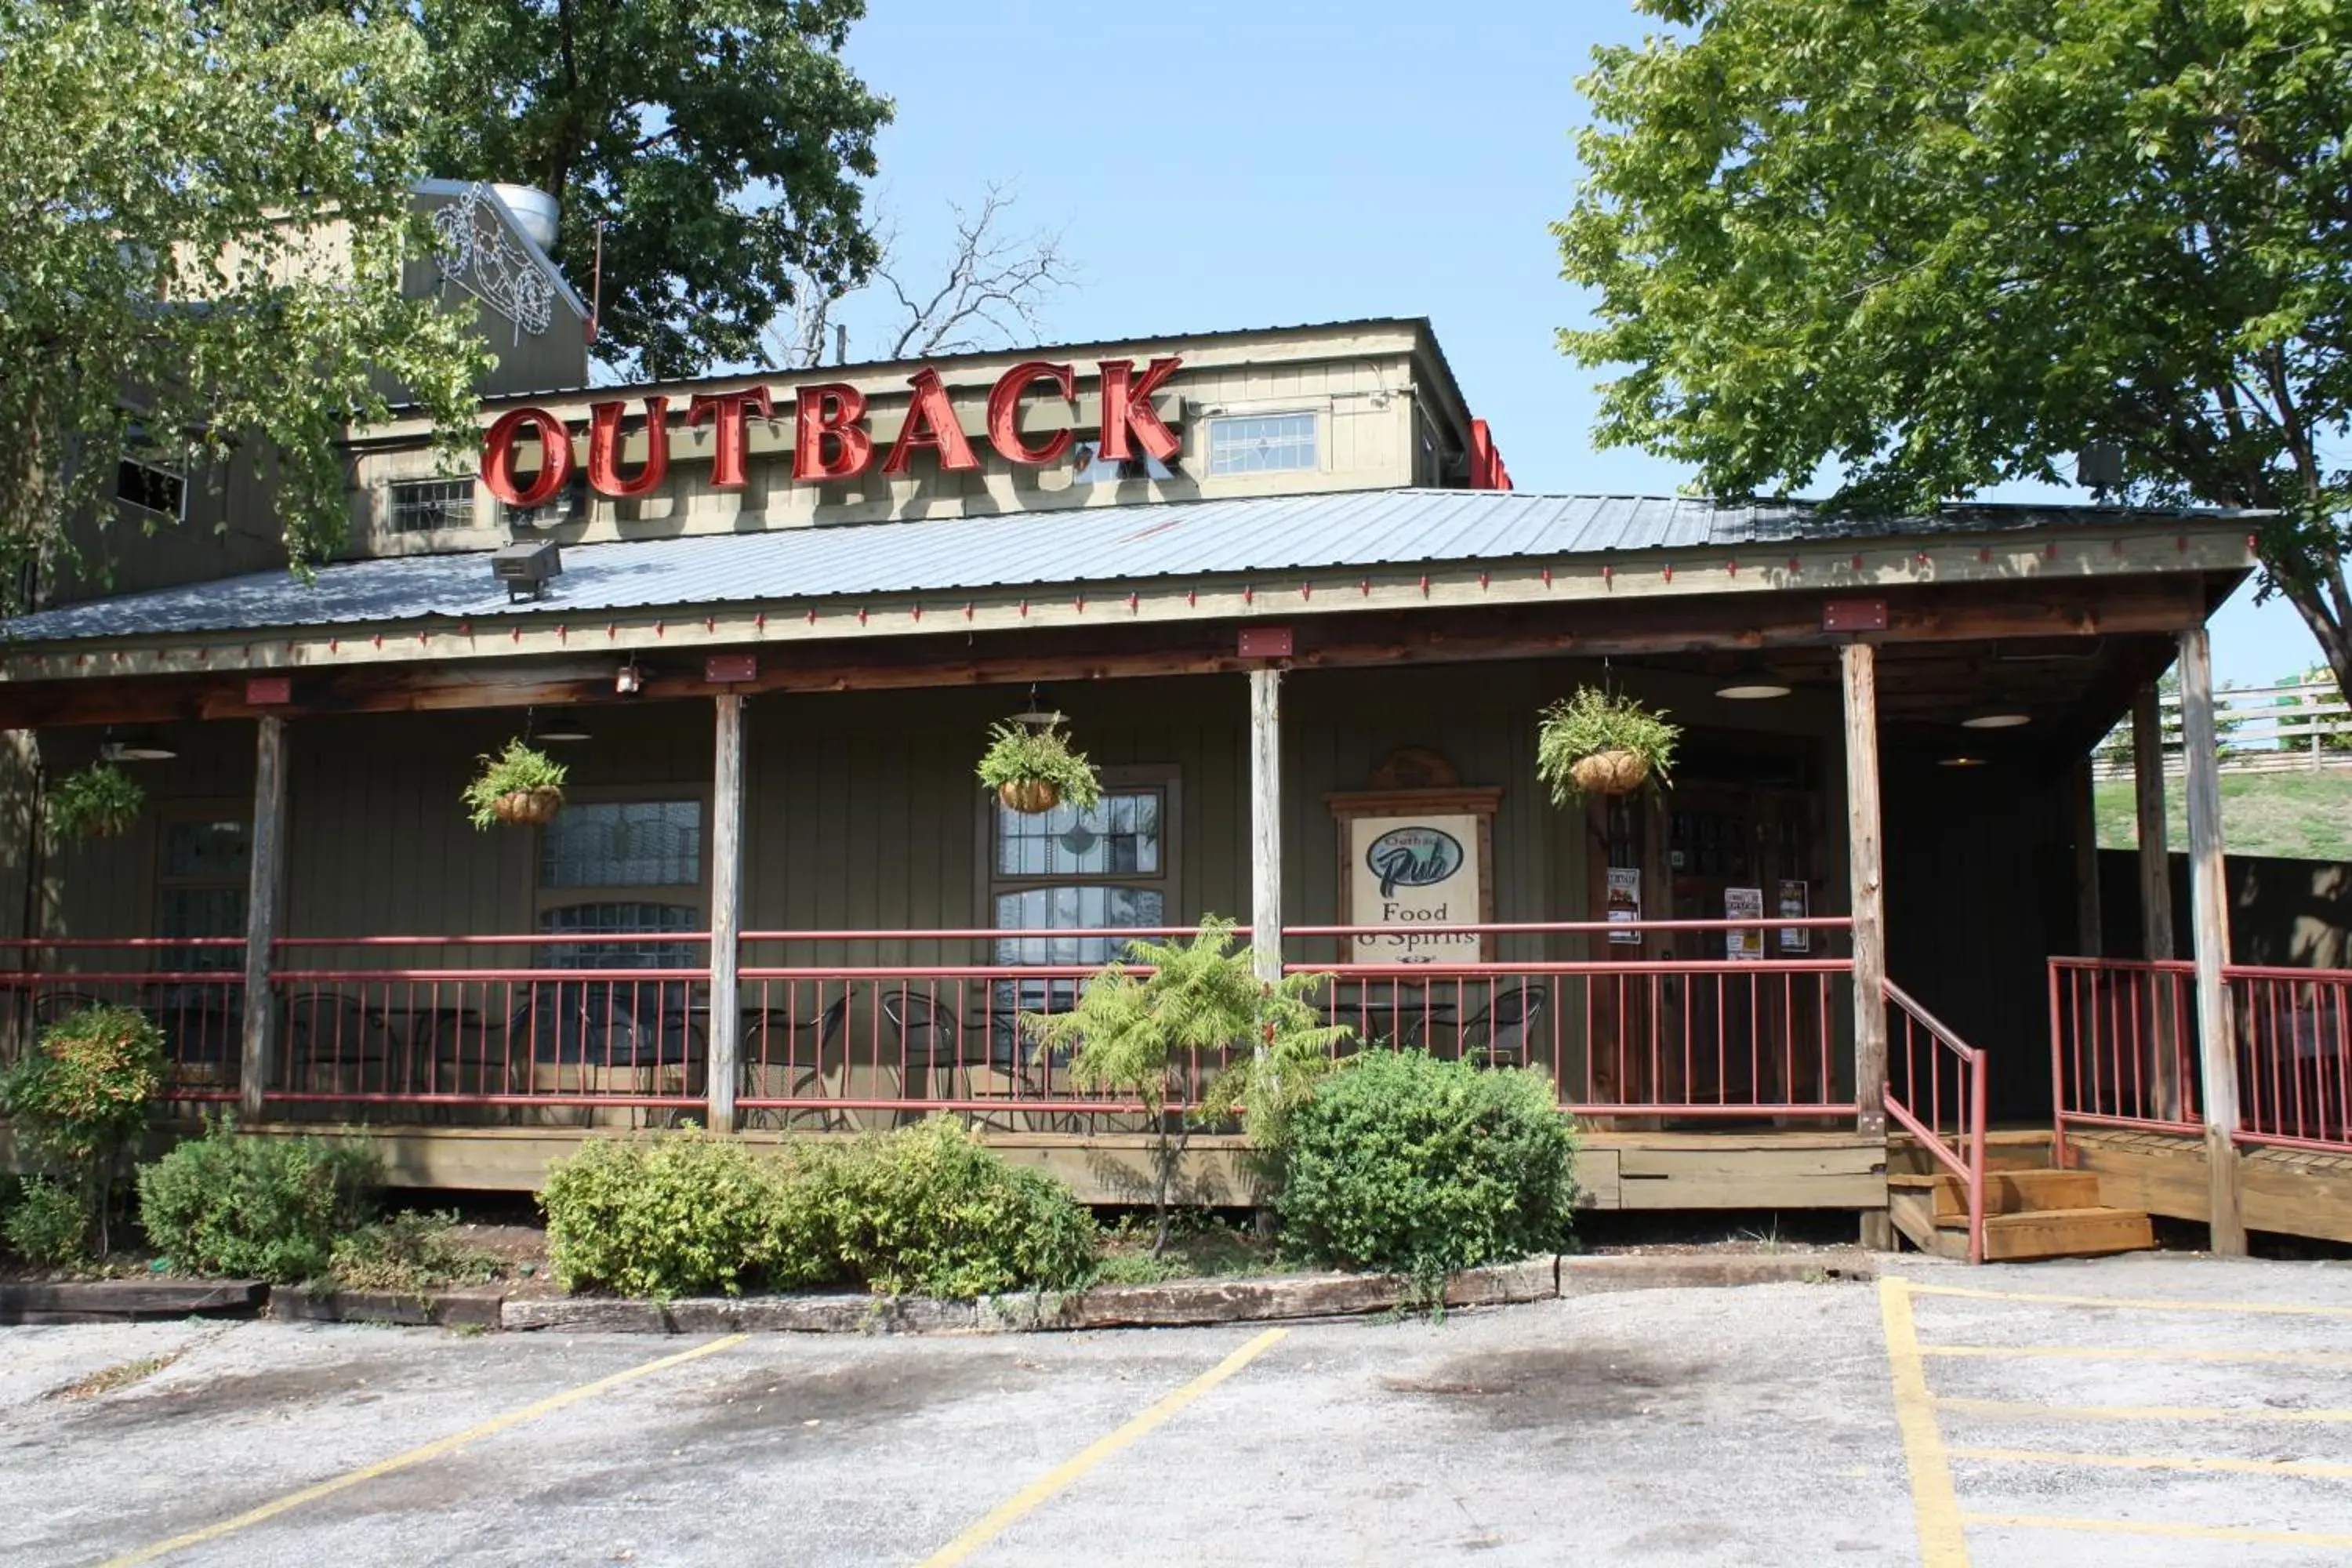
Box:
[1959,1206,2156,1262]
[1887,1168,2103,1218]
[1887,1129,2053,1177]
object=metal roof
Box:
[3,489,2257,645]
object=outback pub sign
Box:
[1327,780,1501,966]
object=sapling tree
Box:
[1024,917,1349,1254]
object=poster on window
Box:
[1606,866,1643,945]
[1345,815,1484,964]
[1725,886,1766,960]
[1777,880,1810,953]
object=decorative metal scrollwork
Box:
[432,183,557,340]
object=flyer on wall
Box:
[1606,866,1642,944]
[1777,878,1810,952]
[1725,886,1765,959]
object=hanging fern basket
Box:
[491,786,567,826]
[997,778,1061,815]
[1566,747,1652,797]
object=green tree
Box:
[417,0,892,379]
[1024,919,1348,1254]
[0,0,488,593]
[1557,0,2352,704]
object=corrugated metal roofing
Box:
[2,488,2256,645]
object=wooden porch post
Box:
[706,693,746,1131]
[238,715,286,1121]
[2068,757,2103,956]
[2177,627,2247,1254]
[1841,643,1889,1140]
[1248,668,1282,985]
[2132,681,2180,1120]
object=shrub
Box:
[793,1118,1098,1298]
[5,1177,89,1266]
[136,1120,382,1283]
[329,1210,503,1295]
[1276,1049,1577,1293]
[541,1131,779,1298]
[0,1003,166,1253]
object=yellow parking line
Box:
[98,1334,750,1568]
[1950,1446,2352,1479]
[1907,1282,2352,1319]
[1940,1396,2352,1424]
[1962,1512,2352,1549]
[1877,1278,1971,1568]
[1923,1345,2352,1367]
[916,1327,1287,1568]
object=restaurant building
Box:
[2,187,2339,1261]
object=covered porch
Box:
[0,494,2259,1229]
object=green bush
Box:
[1276,1050,1577,1291]
[329,1210,503,1295]
[539,1120,1099,1301]
[542,1131,780,1298]
[5,1177,89,1266]
[793,1117,1099,1299]
[136,1120,382,1283]
[0,1003,165,1253]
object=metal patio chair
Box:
[742,993,850,1131]
[1456,984,1550,1069]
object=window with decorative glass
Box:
[156,815,249,968]
[1206,412,1317,476]
[532,797,706,1062]
[989,772,1177,1012]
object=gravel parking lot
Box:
[4,1255,2348,1567]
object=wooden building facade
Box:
[4,317,2321,1255]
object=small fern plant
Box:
[47,764,146,839]
[976,720,1102,813]
[1023,916,1349,1254]
[1535,688,1680,804]
[461,739,568,829]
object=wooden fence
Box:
[2093,681,2351,779]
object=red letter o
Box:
[482,408,574,510]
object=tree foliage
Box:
[417,0,892,379]
[0,0,488,594]
[1559,0,2352,699]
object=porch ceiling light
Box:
[1961,712,2031,729]
[99,735,177,762]
[536,725,593,742]
[1937,755,1989,768]
[615,659,644,696]
[1715,681,1792,700]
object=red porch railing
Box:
[736,927,1226,1123]
[268,935,711,1120]
[0,939,245,1102]
[2048,956,2352,1159]
[1882,978,1987,1265]
[2228,964,2351,1153]
[2047,956,2201,1160]
[1283,920,1859,1119]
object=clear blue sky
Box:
[833,1,2321,689]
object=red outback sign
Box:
[481,358,1184,509]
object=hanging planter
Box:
[976,718,1102,816]
[1535,688,1681,805]
[48,763,147,840]
[463,739,569,830]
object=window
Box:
[157,815,249,970]
[989,776,1177,1014]
[535,798,705,961]
[499,470,587,531]
[116,456,187,521]
[387,477,476,534]
[1206,412,1316,477]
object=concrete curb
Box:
[0,1278,267,1326]
[498,1250,1873,1336]
[268,1284,506,1329]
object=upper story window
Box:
[387,477,476,534]
[116,456,187,521]
[1069,441,1173,485]
[1206,412,1317,477]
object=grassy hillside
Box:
[2094,768,2352,861]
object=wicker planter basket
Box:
[492,786,566,826]
[1566,748,1650,797]
[998,779,1061,815]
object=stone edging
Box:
[498,1251,1875,1336]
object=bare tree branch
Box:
[759,183,1073,369]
